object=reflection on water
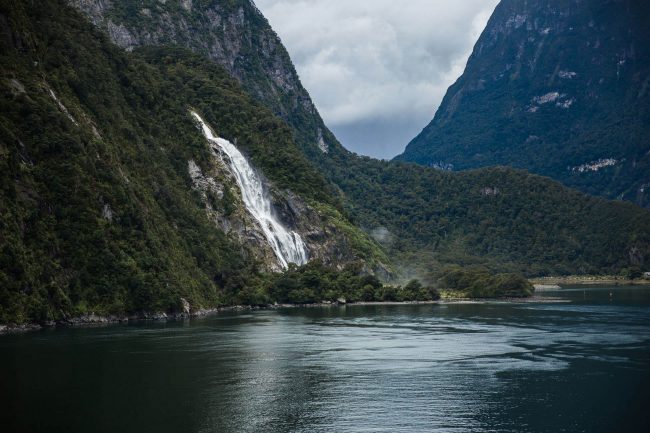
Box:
[1,286,649,433]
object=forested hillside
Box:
[68,0,342,162]
[1,0,649,325]
[0,0,382,323]
[325,155,650,277]
[397,0,650,207]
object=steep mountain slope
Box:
[327,155,650,277]
[68,0,344,162]
[397,0,650,206]
[2,0,650,325]
[0,0,384,323]
[64,0,650,276]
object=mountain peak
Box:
[397,0,650,207]
[68,0,344,159]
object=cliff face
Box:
[67,0,650,277]
[397,0,650,206]
[66,0,388,271]
[188,136,379,273]
[68,0,344,161]
[0,0,388,324]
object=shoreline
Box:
[0,295,564,335]
[530,276,650,286]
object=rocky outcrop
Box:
[67,0,340,158]
[188,153,281,271]
[66,0,390,274]
[188,142,378,272]
[275,191,358,269]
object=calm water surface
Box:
[1,286,649,433]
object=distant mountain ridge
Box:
[396,0,650,207]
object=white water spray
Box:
[191,111,308,269]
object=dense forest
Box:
[0,0,381,323]
[0,0,649,325]
[396,0,650,206]
[66,0,650,276]
[322,155,650,277]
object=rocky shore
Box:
[1,294,569,335]
[530,276,650,286]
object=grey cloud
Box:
[255,0,499,158]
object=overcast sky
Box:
[255,0,499,159]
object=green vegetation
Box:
[621,267,644,281]
[434,266,534,298]
[320,155,650,277]
[0,0,378,324]
[0,0,251,323]
[262,261,439,305]
[136,46,338,206]
[1,0,649,326]
[84,0,330,161]
[396,0,650,205]
[68,0,650,277]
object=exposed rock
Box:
[480,187,500,197]
[102,203,113,221]
[275,190,361,270]
[0,323,42,334]
[181,0,192,12]
[180,297,191,315]
[189,131,379,271]
[571,158,617,173]
[63,313,127,325]
[105,21,138,50]
[532,92,560,104]
[629,246,644,266]
[316,128,328,153]
[6,78,25,95]
[67,0,332,156]
[533,284,561,290]
[188,146,283,271]
[558,70,577,79]
[137,311,169,321]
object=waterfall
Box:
[191,111,308,269]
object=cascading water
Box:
[191,111,308,269]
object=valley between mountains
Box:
[0,0,648,326]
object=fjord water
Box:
[2,287,649,433]
[191,111,308,268]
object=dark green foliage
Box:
[397,0,650,206]
[2,0,649,325]
[0,0,249,323]
[263,261,439,304]
[320,153,650,277]
[135,46,338,206]
[67,0,650,280]
[621,267,643,280]
[82,0,333,161]
[435,266,534,298]
[0,0,358,324]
